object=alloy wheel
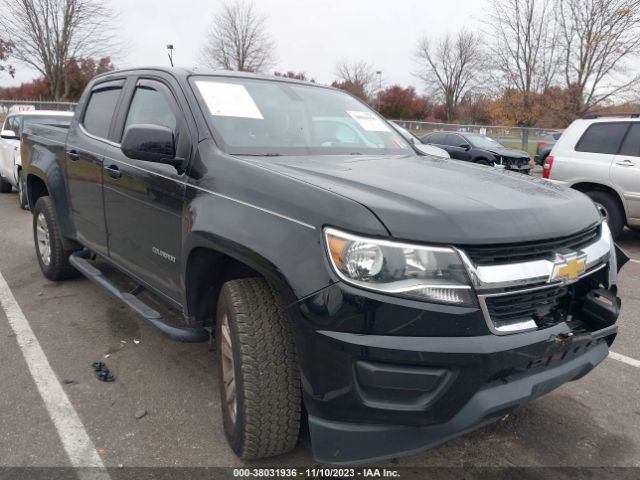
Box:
[220,313,237,426]
[36,213,51,266]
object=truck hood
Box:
[240,154,601,244]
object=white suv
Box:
[543,113,640,238]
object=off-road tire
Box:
[33,196,78,280]
[18,170,28,210]
[585,190,624,239]
[0,175,11,193]
[216,278,301,459]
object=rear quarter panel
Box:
[22,124,76,241]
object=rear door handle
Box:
[67,150,80,161]
[104,164,122,179]
[616,159,636,167]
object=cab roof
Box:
[94,66,322,88]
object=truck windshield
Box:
[191,76,412,156]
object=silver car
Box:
[544,113,640,238]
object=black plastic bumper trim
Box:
[308,342,609,465]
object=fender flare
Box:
[181,230,299,318]
[25,144,77,248]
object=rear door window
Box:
[446,134,466,147]
[575,122,629,154]
[428,132,447,144]
[83,87,122,139]
[619,124,640,157]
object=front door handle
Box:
[104,164,122,179]
[616,159,636,167]
[67,150,80,161]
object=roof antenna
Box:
[167,44,174,67]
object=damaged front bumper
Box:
[309,326,613,464]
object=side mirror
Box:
[1,129,19,140]
[415,144,434,155]
[459,143,471,151]
[121,124,180,166]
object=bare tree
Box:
[558,0,640,116]
[0,0,118,100]
[332,60,377,102]
[335,60,376,90]
[488,0,557,98]
[0,40,15,79]
[414,30,485,122]
[201,0,276,72]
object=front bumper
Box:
[505,163,532,172]
[309,338,610,464]
[292,280,619,464]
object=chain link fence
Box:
[0,100,77,125]
[392,120,562,156]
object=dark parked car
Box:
[535,131,563,165]
[421,131,532,173]
[21,67,626,464]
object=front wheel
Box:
[216,278,301,459]
[18,170,28,210]
[32,196,78,280]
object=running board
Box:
[69,251,209,342]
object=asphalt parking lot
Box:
[0,188,639,475]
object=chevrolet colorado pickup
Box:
[22,68,627,465]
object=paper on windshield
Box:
[347,110,391,132]
[195,81,264,119]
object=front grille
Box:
[462,224,601,265]
[484,286,567,324]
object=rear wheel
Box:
[32,196,78,280]
[0,175,11,193]
[216,278,300,459]
[585,190,624,239]
[18,170,28,210]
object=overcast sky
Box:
[4,0,487,90]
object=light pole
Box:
[375,70,382,110]
[167,44,174,67]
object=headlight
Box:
[324,228,476,306]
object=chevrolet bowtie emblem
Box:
[550,253,587,283]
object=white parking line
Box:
[609,351,640,368]
[629,258,640,264]
[0,272,111,479]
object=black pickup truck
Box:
[22,67,627,465]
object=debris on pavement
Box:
[134,409,147,419]
[133,339,140,345]
[92,362,115,382]
[62,379,76,385]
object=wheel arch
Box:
[571,182,628,222]
[473,156,494,164]
[182,231,298,329]
[26,165,79,251]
